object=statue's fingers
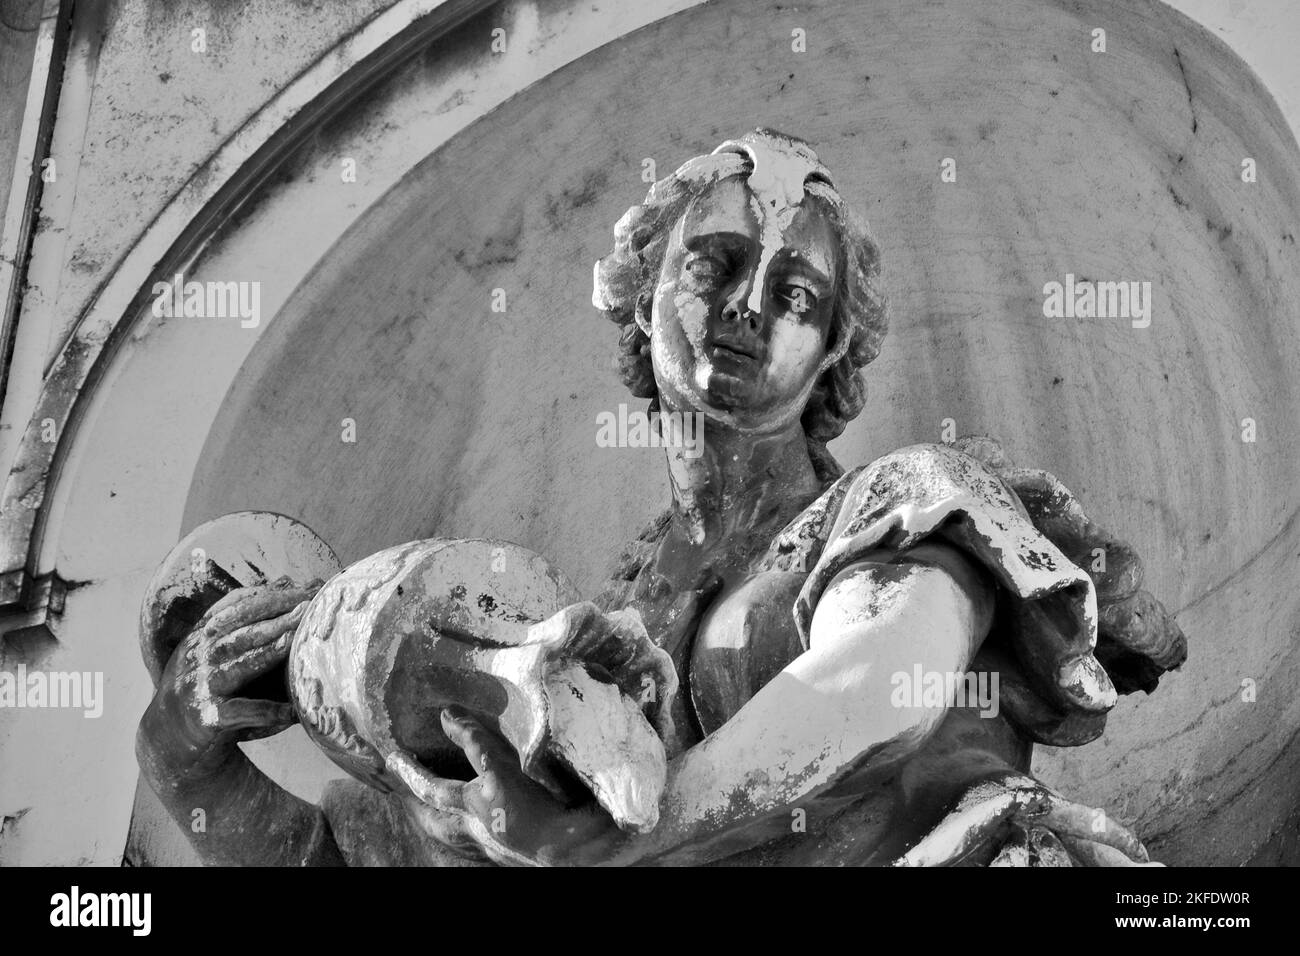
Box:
[1097,589,1188,672]
[1056,834,1148,867]
[210,602,307,660]
[387,750,467,815]
[201,581,319,638]
[894,776,1047,866]
[215,697,297,735]
[1029,794,1149,862]
[198,575,294,622]
[207,632,294,695]
[440,708,519,783]
[199,585,263,625]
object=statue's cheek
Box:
[670,290,711,352]
[766,322,827,393]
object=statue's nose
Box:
[720,276,762,331]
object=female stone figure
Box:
[136,129,1185,866]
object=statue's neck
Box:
[663,415,821,548]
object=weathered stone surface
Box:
[139,511,341,683]
[288,537,670,832]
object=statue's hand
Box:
[138,577,322,780]
[894,772,1158,867]
[402,707,628,867]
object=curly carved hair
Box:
[591,131,888,484]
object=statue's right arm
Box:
[135,580,346,866]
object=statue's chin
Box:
[659,367,795,433]
[676,385,750,425]
[694,364,758,411]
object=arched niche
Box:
[5,0,1298,865]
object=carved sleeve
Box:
[762,442,1117,746]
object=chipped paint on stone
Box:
[711,130,832,315]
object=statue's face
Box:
[645,177,839,431]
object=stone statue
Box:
[135,129,1187,866]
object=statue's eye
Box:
[776,283,817,314]
[685,254,727,283]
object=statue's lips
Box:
[707,340,763,366]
